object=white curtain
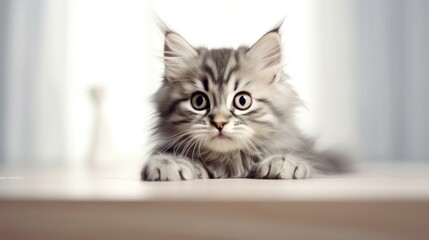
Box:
[0,0,153,167]
[356,0,429,161]
[1,0,428,167]
[1,0,69,166]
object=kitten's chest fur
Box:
[162,145,266,178]
[198,149,262,178]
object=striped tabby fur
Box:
[141,25,332,181]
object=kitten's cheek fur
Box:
[248,154,312,179]
[141,154,209,181]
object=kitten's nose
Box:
[209,112,230,131]
[210,121,228,131]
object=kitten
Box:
[141,25,335,181]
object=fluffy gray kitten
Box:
[141,25,336,181]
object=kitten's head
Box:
[154,27,299,153]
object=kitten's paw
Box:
[141,154,207,181]
[248,154,311,179]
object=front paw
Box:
[248,154,311,179]
[141,154,207,181]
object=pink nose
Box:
[211,121,228,131]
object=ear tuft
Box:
[246,32,282,69]
[163,33,198,80]
[164,33,197,59]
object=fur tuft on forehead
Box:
[161,23,284,87]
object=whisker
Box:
[174,134,194,156]
[181,135,197,158]
[161,130,195,153]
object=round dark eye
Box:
[191,92,209,110]
[233,92,252,110]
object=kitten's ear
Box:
[164,32,197,59]
[246,30,282,84]
[164,32,198,79]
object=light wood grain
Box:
[1,163,429,239]
[1,200,428,240]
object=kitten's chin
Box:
[206,137,240,153]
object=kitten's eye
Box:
[191,92,209,110]
[233,92,252,110]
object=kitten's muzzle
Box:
[209,112,230,131]
[210,121,229,131]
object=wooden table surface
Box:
[1,163,429,240]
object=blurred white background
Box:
[0,0,428,168]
